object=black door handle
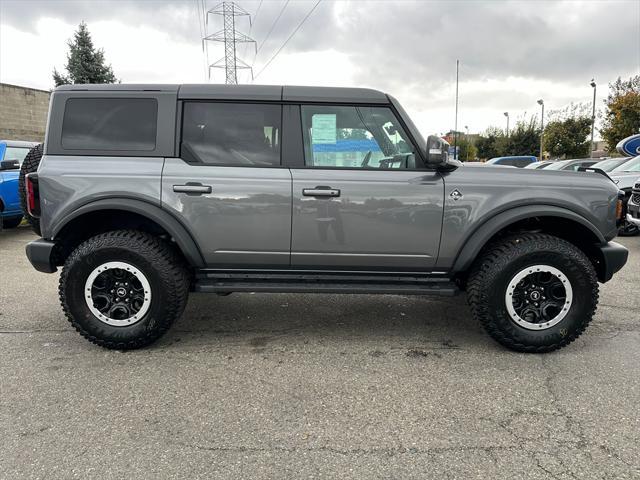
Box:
[302,187,340,197]
[173,183,212,195]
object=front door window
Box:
[301,105,417,169]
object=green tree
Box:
[457,136,478,161]
[505,118,541,156]
[53,22,118,86]
[543,117,592,158]
[600,76,640,152]
[476,127,506,159]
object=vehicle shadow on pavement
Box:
[156,291,495,354]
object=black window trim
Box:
[178,100,285,168]
[292,103,429,171]
[46,91,176,158]
[60,96,159,152]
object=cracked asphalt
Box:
[1,226,639,479]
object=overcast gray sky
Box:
[1,0,639,137]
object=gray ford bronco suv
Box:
[24,84,628,352]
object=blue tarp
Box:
[312,139,381,153]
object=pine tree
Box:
[53,22,118,86]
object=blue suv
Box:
[0,140,38,229]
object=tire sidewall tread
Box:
[59,230,189,350]
[467,233,599,353]
[18,143,43,236]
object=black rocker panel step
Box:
[193,270,459,296]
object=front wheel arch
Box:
[451,206,605,279]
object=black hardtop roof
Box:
[55,83,390,104]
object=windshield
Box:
[544,160,572,170]
[595,158,630,172]
[3,146,31,164]
[610,155,640,172]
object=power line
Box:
[195,0,207,80]
[253,0,290,61]
[253,0,322,81]
[241,0,264,83]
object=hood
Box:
[608,171,640,189]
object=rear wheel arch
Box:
[452,205,605,279]
[51,199,205,268]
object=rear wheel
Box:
[18,143,43,236]
[467,233,598,353]
[59,230,189,349]
[1,216,23,229]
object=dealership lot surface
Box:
[1,226,639,479]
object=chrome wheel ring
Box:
[84,261,152,327]
[505,265,573,331]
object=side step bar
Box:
[193,270,459,296]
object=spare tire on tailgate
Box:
[18,143,43,236]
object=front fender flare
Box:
[51,198,205,267]
[450,204,605,274]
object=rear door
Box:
[288,104,444,270]
[162,101,292,267]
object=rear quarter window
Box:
[61,98,158,151]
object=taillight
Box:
[25,173,40,217]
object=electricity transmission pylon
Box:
[203,2,256,84]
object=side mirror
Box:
[0,159,20,171]
[425,135,449,166]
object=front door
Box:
[290,105,444,270]
[162,101,291,267]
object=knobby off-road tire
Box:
[60,230,190,350]
[467,233,599,353]
[18,143,43,236]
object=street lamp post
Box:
[590,79,597,155]
[537,99,544,162]
[504,112,509,137]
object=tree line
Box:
[469,76,640,160]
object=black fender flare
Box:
[51,198,205,267]
[451,204,606,274]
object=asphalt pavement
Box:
[1,226,639,479]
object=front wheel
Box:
[59,230,190,349]
[467,233,598,353]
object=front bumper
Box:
[597,241,628,283]
[627,200,640,226]
[25,238,57,273]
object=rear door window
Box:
[181,102,281,167]
[61,98,158,151]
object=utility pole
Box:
[537,99,544,161]
[504,112,510,137]
[204,2,256,84]
[590,79,597,155]
[454,59,459,160]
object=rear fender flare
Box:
[51,198,205,267]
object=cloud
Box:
[0,0,638,136]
